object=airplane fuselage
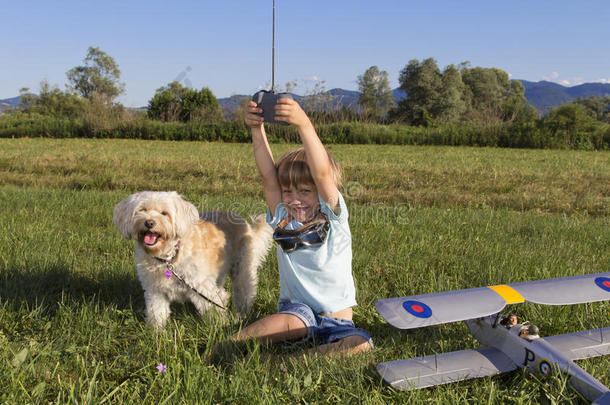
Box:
[466,315,609,402]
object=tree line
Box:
[357,60,609,126]
[3,47,609,149]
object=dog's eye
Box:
[161,211,169,216]
[140,208,147,212]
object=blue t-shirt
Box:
[266,192,357,314]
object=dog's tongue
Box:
[144,232,159,245]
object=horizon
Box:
[2,0,609,107]
[2,79,608,104]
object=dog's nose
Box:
[145,219,155,229]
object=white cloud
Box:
[541,72,598,87]
[302,75,321,82]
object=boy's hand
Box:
[244,101,264,128]
[274,98,312,129]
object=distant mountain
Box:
[520,80,610,112]
[218,88,363,118]
[324,88,360,109]
[565,82,610,99]
[0,96,20,113]
[393,88,406,100]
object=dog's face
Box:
[113,191,199,255]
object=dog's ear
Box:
[113,194,138,239]
[172,192,200,237]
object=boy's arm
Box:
[252,126,282,214]
[275,98,339,209]
[246,101,282,214]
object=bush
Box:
[19,82,88,119]
[147,82,223,124]
[1,112,608,150]
[542,103,602,149]
[0,112,85,138]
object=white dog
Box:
[113,191,272,329]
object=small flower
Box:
[156,363,166,373]
[165,270,172,279]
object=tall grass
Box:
[1,138,608,216]
[0,139,608,403]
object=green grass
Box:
[1,138,609,215]
[0,139,609,403]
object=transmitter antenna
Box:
[271,0,276,92]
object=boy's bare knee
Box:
[233,313,308,344]
[284,314,307,330]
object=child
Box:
[237,97,372,355]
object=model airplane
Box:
[376,272,610,404]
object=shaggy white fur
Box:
[113,191,273,329]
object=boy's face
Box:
[281,182,320,223]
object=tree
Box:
[392,58,538,125]
[18,87,36,110]
[147,81,183,122]
[225,96,251,122]
[573,96,610,123]
[460,66,533,123]
[20,80,86,118]
[543,102,600,148]
[66,46,125,101]
[183,87,223,124]
[499,80,539,123]
[299,79,333,113]
[357,66,395,119]
[396,58,443,125]
[437,64,467,122]
[147,81,222,123]
[461,67,504,121]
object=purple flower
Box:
[156,363,167,373]
[165,270,172,279]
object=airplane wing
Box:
[376,287,509,329]
[377,346,517,390]
[544,327,610,361]
[376,272,610,330]
[509,272,610,305]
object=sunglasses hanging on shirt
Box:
[273,212,330,252]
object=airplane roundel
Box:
[402,300,432,318]
[595,276,610,292]
[537,359,553,377]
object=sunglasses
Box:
[273,213,330,252]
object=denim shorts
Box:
[278,301,373,347]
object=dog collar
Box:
[153,241,181,265]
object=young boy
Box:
[237,97,372,355]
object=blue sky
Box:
[2,0,609,107]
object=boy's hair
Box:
[275,147,342,188]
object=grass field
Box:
[0,138,608,404]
